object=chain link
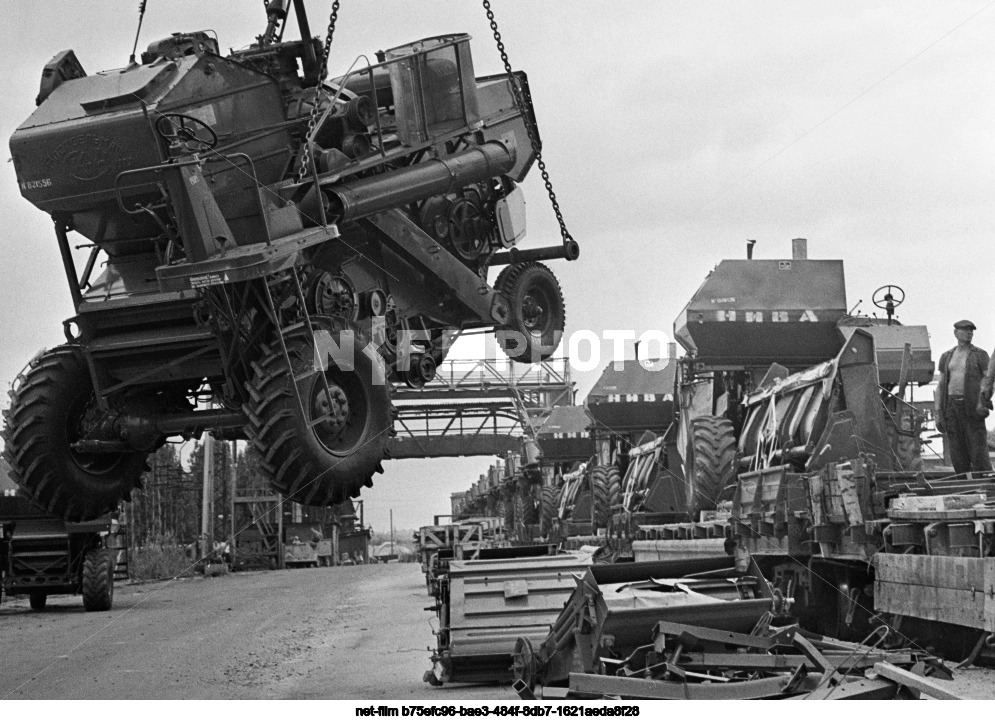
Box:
[482,0,573,245]
[297,1,341,183]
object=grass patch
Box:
[129,543,196,581]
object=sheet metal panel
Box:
[444,553,593,675]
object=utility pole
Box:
[390,508,394,557]
[229,440,237,566]
[201,432,214,560]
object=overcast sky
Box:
[2,1,994,533]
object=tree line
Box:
[125,441,271,547]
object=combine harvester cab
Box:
[6,0,575,521]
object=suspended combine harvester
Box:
[5,0,575,520]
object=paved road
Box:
[0,563,513,700]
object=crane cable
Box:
[297,1,341,183]
[481,0,575,251]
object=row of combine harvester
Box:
[421,238,995,687]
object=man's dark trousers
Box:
[944,396,992,473]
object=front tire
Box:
[82,548,114,612]
[2,347,148,521]
[686,416,736,518]
[29,593,47,611]
[243,317,392,506]
[540,485,559,537]
[494,262,565,364]
[591,465,621,528]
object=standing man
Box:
[936,320,992,474]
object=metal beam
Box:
[567,672,796,700]
[388,435,521,459]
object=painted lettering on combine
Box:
[19,178,52,191]
[799,310,819,322]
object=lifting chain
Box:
[297,0,341,183]
[481,0,574,247]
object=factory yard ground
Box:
[0,563,504,700]
[1,561,994,701]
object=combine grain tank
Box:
[674,252,847,371]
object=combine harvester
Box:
[5,0,575,522]
[623,240,995,658]
[452,239,994,664]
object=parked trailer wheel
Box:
[591,465,621,529]
[29,593,47,611]
[2,346,149,521]
[512,636,539,690]
[82,548,115,612]
[494,262,565,364]
[686,416,736,518]
[243,317,391,506]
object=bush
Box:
[129,543,196,581]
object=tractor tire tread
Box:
[82,548,114,612]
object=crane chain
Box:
[481,0,574,246]
[297,0,341,184]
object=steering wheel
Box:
[872,284,905,311]
[155,113,218,153]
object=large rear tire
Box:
[686,416,737,518]
[82,548,114,612]
[512,491,526,541]
[540,485,559,537]
[494,262,565,364]
[2,347,148,521]
[243,317,392,506]
[591,465,621,529]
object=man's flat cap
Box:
[954,319,977,330]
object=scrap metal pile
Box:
[509,558,960,700]
[519,621,959,700]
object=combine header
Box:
[5,0,575,520]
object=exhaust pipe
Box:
[312,140,516,224]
